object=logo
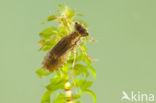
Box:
[121,91,155,102]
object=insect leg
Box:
[81,37,97,43]
[70,48,76,84]
[86,37,97,42]
[78,44,97,62]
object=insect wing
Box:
[52,36,70,58]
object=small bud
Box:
[65,81,71,89]
[65,90,72,97]
[67,100,75,103]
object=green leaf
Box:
[42,21,46,25]
[75,79,93,90]
[60,63,69,75]
[40,27,58,38]
[61,17,71,32]
[36,68,51,78]
[53,92,66,103]
[83,89,96,103]
[47,15,58,21]
[46,76,68,91]
[73,92,82,100]
[73,64,89,77]
[64,6,70,16]
[75,101,83,103]
[81,44,88,53]
[39,38,59,51]
[39,45,53,51]
[58,4,65,13]
[67,9,75,19]
[58,26,68,37]
[87,65,96,79]
[76,13,85,17]
[41,91,52,103]
[61,5,75,19]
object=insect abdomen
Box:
[42,50,71,72]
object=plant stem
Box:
[65,81,75,103]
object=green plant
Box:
[36,4,96,103]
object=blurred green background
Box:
[0,0,156,103]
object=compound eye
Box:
[75,22,78,25]
[86,33,89,36]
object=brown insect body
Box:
[42,22,89,72]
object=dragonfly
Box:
[42,22,92,72]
